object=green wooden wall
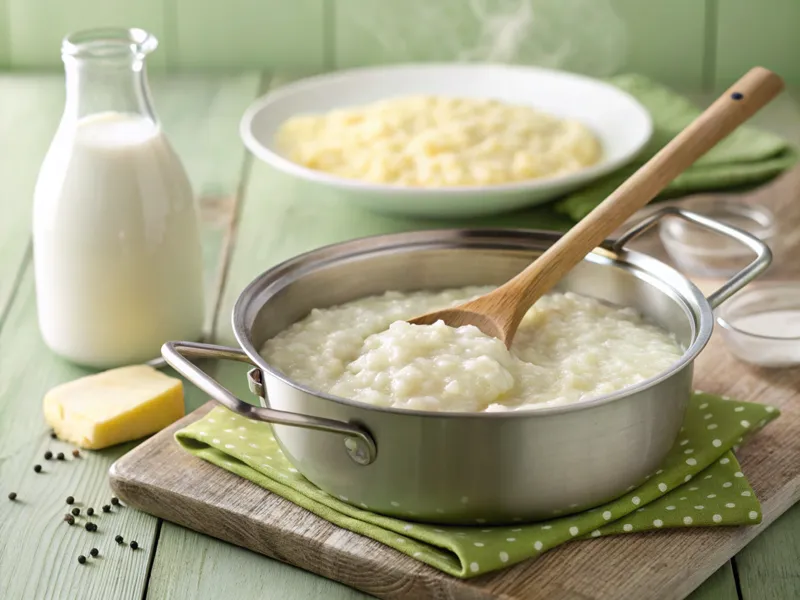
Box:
[0,0,796,89]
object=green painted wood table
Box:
[0,71,798,600]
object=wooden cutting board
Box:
[110,169,800,600]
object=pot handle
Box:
[612,206,772,309]
[161,341,377,465]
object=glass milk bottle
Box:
[33,28,205,369]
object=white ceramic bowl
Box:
[240,64,652,219]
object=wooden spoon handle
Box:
[504,66,784,313]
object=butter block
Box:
[43,365,185,449]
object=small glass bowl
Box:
[659,197,776,277]
[716,282,800,368]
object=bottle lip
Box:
[62,28,158,60]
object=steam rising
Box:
[341,0,627,76]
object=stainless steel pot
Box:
[163,208,770,524]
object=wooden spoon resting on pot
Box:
[409,67,784,347]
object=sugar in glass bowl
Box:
[716,282,800,368]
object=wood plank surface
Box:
[689,563,739,600]
[736,505,800,600]
[0,73,260,600]
[148,523,368,600]
[0,272,159,600]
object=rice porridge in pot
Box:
[260,287,684,412]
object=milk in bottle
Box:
[33,28,205,368]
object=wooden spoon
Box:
[409,66,785,347]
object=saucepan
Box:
[162,207,770,524]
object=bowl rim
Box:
[239,62,654,196]
[231,227,712,420]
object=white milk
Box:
[33,112,205,368]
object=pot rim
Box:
[230,227,714,419]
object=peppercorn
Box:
[63,515,75,525]
[8,492,17,501]
[56,452,65,461]
[77,555,86,564]
[44,451,53,460]
[50,431,57,439]
[129,541,138,550]
[87,507,94,516]
[84,522,94,532]
[114,535,124,544]
[66,496,74,505]
[33,464,42,473]
[90,548,99,557]
[72,449,80,458]
[111,497,120,506]
[102,505,111,513]
[72,507,80,516]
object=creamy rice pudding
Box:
[261,288,683,412]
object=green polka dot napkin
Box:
[175,392,778,578]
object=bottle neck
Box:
[60,28,159,124]
[63,54,157,123]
